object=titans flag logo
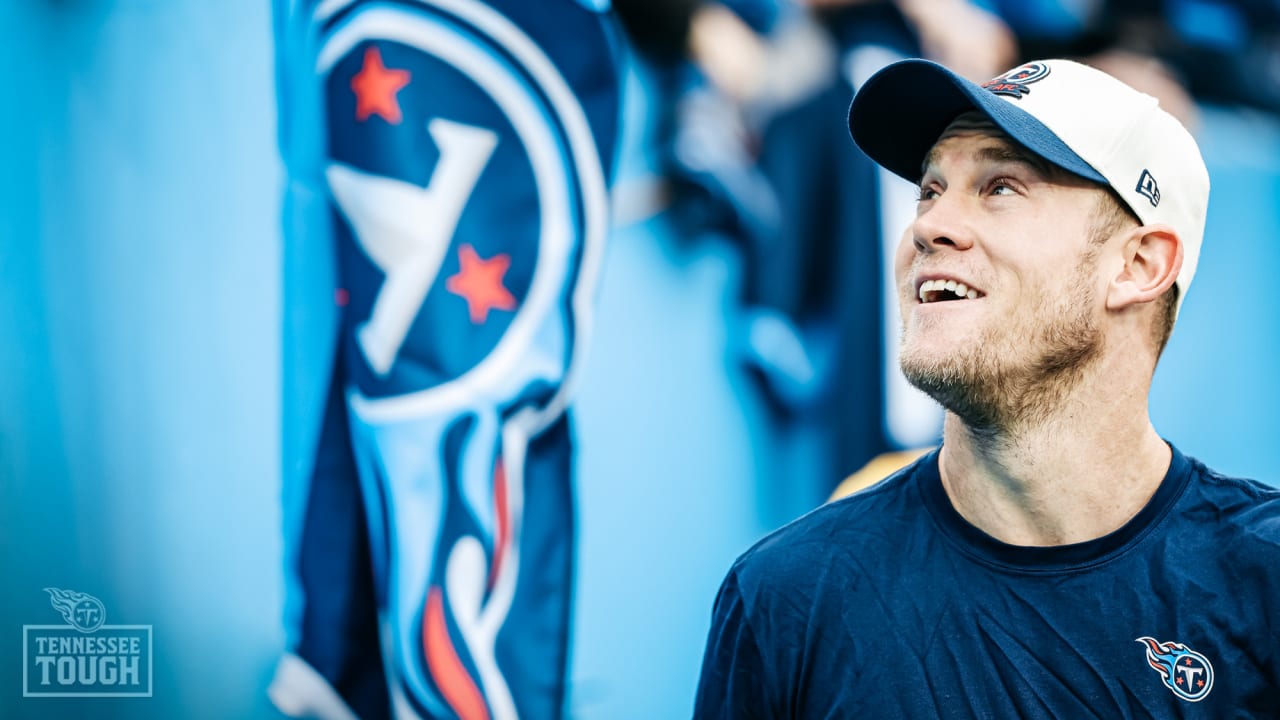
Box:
[272,1,618,718]
[1136,636,1215,702]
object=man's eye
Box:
[917,186,939,201]
[989,180,1016,196]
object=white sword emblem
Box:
[327,118,499,376]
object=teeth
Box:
[917,278,981,303]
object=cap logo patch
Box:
[982,62,1051,99]
[1136,169,1161,206]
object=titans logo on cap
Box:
[982,61,1052,99]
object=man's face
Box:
[895,115,1110,429]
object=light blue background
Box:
[2,4,1277,719]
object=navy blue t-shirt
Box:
[694,445,1280,718]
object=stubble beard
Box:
[899,260,1104,437]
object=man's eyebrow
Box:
[919,143,1058,181]
[920,147,939,179]
[974,145,1056,177]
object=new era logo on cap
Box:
[1136,169,1161,207]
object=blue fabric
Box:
[694,445,1280,717]
[990,0,1093,38]
[1168,0,1248,50]
[293,351,391,719]
[747,77,894,475]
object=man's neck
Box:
[936,362,1172,547]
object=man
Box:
[693,58,1280,717]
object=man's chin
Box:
[899,349,972,386]
[900,360,1003,430]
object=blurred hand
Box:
[688,3,770,102]
[895,0,1017,81]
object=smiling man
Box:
[692,59,1280,718]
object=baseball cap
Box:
[847,58,1209,315]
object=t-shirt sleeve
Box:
[692,566,776,719]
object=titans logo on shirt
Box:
[1136,636,1215,702]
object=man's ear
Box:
[1106,224,1183,311]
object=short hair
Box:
[1090,187,1179,356]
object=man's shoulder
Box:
[1183,454,1280,547]
[729,457,929,589]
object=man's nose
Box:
[911,192,976,254]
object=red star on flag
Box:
[351,46,410,123]
[446,244,517,324]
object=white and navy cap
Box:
[847,58,1210,315]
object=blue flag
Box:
[272,1,619,718]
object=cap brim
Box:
[847,59,1106,185]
